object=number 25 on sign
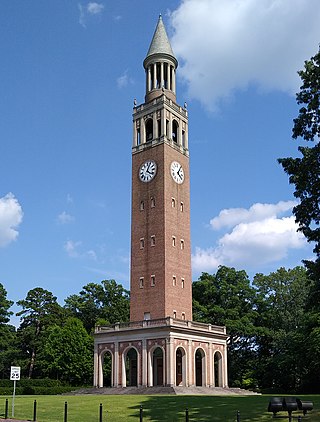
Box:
[10,366,20,417]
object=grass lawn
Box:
[0,394,319,421]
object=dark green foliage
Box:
[278,48,320,280]
[16,287,66,379]
[42,317,93,385]
[193,266,258,388]
[64,279,130,333]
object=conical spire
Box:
[144,15,177,67]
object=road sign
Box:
[10,366,20,381]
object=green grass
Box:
[0,394,319,421]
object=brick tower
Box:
[130,15,192,322]
[94,16,228,390]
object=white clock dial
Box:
[139,160,157,182]
[170,161,184,184]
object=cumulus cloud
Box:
[192,201,307,272]
[0,193,23,247]
[78,2,104,28]
[170,0,320,110]
[57,211,74,225]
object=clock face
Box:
[139,160,157,182]
[170,161,184,184]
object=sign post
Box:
[10,366,20,418]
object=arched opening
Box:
[214,351,223,387]
[175,347,186,386]
[102,351,113,387]
[125,348,138,387]
[195,348,205,386]
[146,119,153,142]
[172,120,178,143]
[152,347,164,386]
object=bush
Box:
[0,379,80,395]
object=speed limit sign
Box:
[10,366,20,381]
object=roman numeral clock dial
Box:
[139,160,157,182]
[170,161,184,184]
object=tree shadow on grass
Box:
[129,395,320,421]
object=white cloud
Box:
[170,0,320,110]
[192,201,307,272]
[64,240,97,261]
[78,2,104,28]
[210,200,296,230]
[0,193,23,247]
[117,70,133,89]
[87,2,104,14]
[64,240,82,257]
[57,211,74,225]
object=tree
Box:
[65,279,130,333]
[0,283,16,378]
[193,266,258,388]
[253,267,310,392]
[278,49,320,281]
[42,317,93,385]
[16,287,65,378]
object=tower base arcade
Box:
[94,318,228,389]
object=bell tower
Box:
[130,15,192,322]
[94,16,228,391]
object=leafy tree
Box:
[65,279,130,333]
[193,266,258,388]
[0,283,16,378]
[42,317,93,385]
[0,283,13,324]
[16,287,65,378]
[278,49,320,282]
[253,267,310,392]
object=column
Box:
[114,342,119,387]
[167,64,171,90]
[223,346,228,388]
[160,62,164,88]
[93,343,99,387]
[142,339,147,386]
[172,68,176,93]
[166,337,174,386]
[141,118,146,144]
[208,343,213,387]
[188,340,192,386]
[153,63,157,89]
[132,120,137,147]
[148,66,151,92]
[98,351,103,388]
[178,119,183,146]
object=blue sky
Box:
[1,0,320,324]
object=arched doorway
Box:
[176,347,186,386]
[102,350,113,387]
[125,348,138,387]
[214,351,223,387]
[195,348,205,386]
[152,347,164,386]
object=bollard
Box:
[139,405,143,422]
[33,400,37,421]
[99,403,103,422]
[236,410,240,422]
[185,407,189,422]
[5,398,8,419]
[64,401,68,422]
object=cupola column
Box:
[160,62,164,88]
[167,64,171,91]
[153,63,157,89]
